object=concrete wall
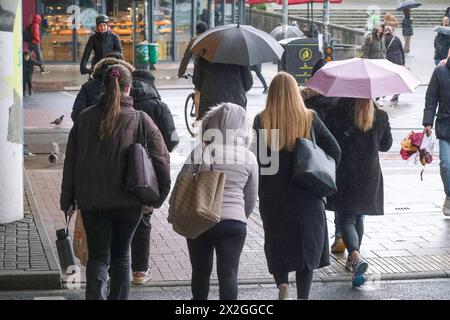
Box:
[247,9,365,58]
[0,0,24,223]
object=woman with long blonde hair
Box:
[325,98,392,287]
[252,72,341,299]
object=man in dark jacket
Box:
[423,58,450,216]
[193,57,253,119]
[130,68,180,285]
[177,21,209,78]
[80,14,122,75]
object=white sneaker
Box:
[132,268,152,285]
[443,197,450,216]
[278,285,292,300]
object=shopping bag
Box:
[72,210,88,266]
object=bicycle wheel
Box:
[184,92,196,137]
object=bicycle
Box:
[182,73,199,137]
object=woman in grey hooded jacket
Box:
[170,103,259,300]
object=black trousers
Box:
[187,220,247,300]
[81,208,142,300]
[131,212,152,272]
[273,270,314,299]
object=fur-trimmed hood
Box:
[92,57,135,79]
[299,86,320,101]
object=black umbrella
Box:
[270,25,304,41]
[396,0,422,11]
[190,24,284,66]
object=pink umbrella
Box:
[306,58,421,99]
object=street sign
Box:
[284,38,322,85]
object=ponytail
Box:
[98,65,132,140]
[354,99,375,132]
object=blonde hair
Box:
[261,72,313,151]
[354,99,375,132]
[384,13,399,27]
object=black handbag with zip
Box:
[292,127,337,198]
[124,111,160,203]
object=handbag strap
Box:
[386,36,396,51]
[135,111,149,153]
[195,141,214,177]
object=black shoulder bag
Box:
[125,111,160,203]
[292,127,337,198]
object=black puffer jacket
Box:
[72,57,135,123]
[193,57,253,118]
[423,58,450,141]
[80,30,122,74]
[434,33,450,61]
[132,70,179,152]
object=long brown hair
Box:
[354,99,375,132]
[98,64,132,140]
[261,72,313,151]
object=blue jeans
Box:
[439,139,450,196]
[81,208,142,300]
[187,220,247,300]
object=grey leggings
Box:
[337,213,364,253]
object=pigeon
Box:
[50,115,64,127]
[48,142,60,166]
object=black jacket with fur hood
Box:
[71,57,135,123]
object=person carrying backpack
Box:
[27,15,50,74]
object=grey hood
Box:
[200,103,250,146]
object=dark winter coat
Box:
[193,57,253,118]
[132,69,179,152]
[300,87,341,121]
[325,99,393,216]
[434,33,450,61]
[72,57,135,123]
[60,95,171,212]
[362,35,386,59]
[423,58,450,141]
[253,112,341,274]
[23,58,42,81]
[80,30,122,74]
[402,16,414,36]
[385,34,405,65]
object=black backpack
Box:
[23,25,32,42]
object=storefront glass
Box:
[175,0,192,61]
[152,0,173,61]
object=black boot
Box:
[29,87,32,96]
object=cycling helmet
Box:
[96,14,109,25]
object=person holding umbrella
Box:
[384,26,405,103]
[190,24,283,119]
[402,8,414,56]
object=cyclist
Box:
[80,14,122,75]
[178,21,209,125]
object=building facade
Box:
[23,0,247,63]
